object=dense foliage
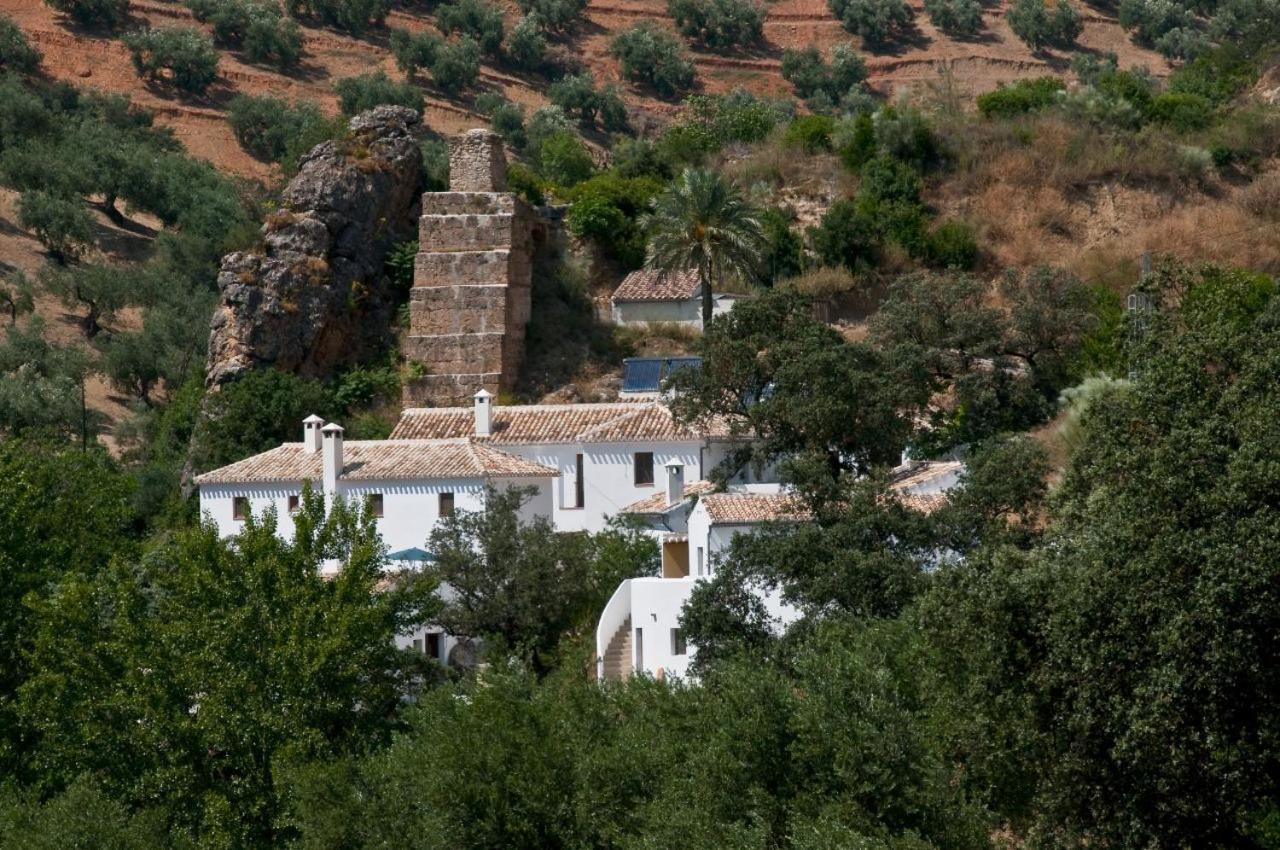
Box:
[123,27,221,94]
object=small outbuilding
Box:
[610,268,749,329]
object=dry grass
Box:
[931,110,1280,280]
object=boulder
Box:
[205,106,423,386]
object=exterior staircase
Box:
[601,617,633,682]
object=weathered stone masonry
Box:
[402,129,553,406]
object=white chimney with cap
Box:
[302,414,325,453]
[321,422,344,497]
[665,460,685,507]
[474,388,494,437]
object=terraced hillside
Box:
[1,0,1168,180]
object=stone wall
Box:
[402,130,542,406]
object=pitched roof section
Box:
[889,460,964,492]
[620,480,718,515]
[390,401,731,444]
[612,268,701,303]
[195,440,557,485]
[699,492,812,524]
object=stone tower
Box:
[402,129,536,406]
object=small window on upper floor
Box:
[233,496,250,521]
[672,628,687,656]
[367,493,384,518]
[287,495,300,514]
[634,451,654,486]
[439,492,455,517]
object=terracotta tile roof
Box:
[620,480,718,514]
[699,492,812,524]
[195,439,556,485]
[612,268,701,303]
[390,402,731,444]
[896,492,950,514]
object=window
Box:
[287,495,300,514]
[232,496,250,521]
[672,628,687,656]
[367,493,384,518]
[425,632,441,660]
[634,451,654,486]
[696,546,704,576]
[412,637,423,653]
[574,453,584,508]
[439,492,455,517]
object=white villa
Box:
[195,390,961,679]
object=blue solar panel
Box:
[622,357,702,393]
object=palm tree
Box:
[642,168,765,327]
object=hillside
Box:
[1,0,1169,180]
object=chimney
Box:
[321,422,344,496]
[474,388,494,437]
[302,414,325,453]
[665,460,684,507]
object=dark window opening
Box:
[439,492,455,517]
[233,496,250,521]
[288,495,300,514]
[367,493,384,518]
[425,632,442,660]
[634,452,654,486]
[672,628,687,656]
[574,453,585,508]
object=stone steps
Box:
[601,617,633,682]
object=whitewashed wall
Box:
[629,576,696,680]
[611,293,746,328]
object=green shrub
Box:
[333,70,424,115]
[668,0,766,50]
[0,14,41,73]
[389,27,442,77]
[780,44,869,112]
[186,0,302,68]
[507,162,547,204]
[976,76,1065,118]
[784,114,835,152]
[1006,0,1082,49]
[859,155,922,206]
[505,15,547,69]
[760,207,804,284]
[421,137,451,190]
[1168,46,1256,104]
[833,111,875,170]
[610,22,696,98]
[924,219,979,269]
[516,0,588,32]
[123,27,220,94]
[477,96,527,148]
[44,0,130,29]
[564,172,661,267]
[1149,92,1214,131]
[923,0,983,36]
[598,86,630,133]
[284,0,391,36]
[437,0,505,55]
[810,199,879,271]
[827,0,913,46]
[430,37,481,95]
[228,94,334,163]
[535,130,595,186]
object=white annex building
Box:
[610,268,751,329]
[595,460,962,681]
[196,390,961,679]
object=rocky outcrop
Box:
[205,106,423,386]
